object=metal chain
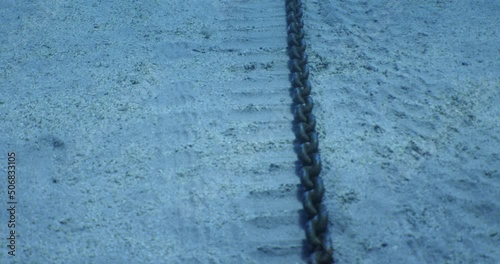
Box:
[285,0,334,263]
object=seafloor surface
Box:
[0,0,499,263]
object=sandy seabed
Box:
[0,0,499,263]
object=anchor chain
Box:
[285,0,334,263]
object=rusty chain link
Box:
[285,0,334,263]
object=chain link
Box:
[285,0,334,263]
